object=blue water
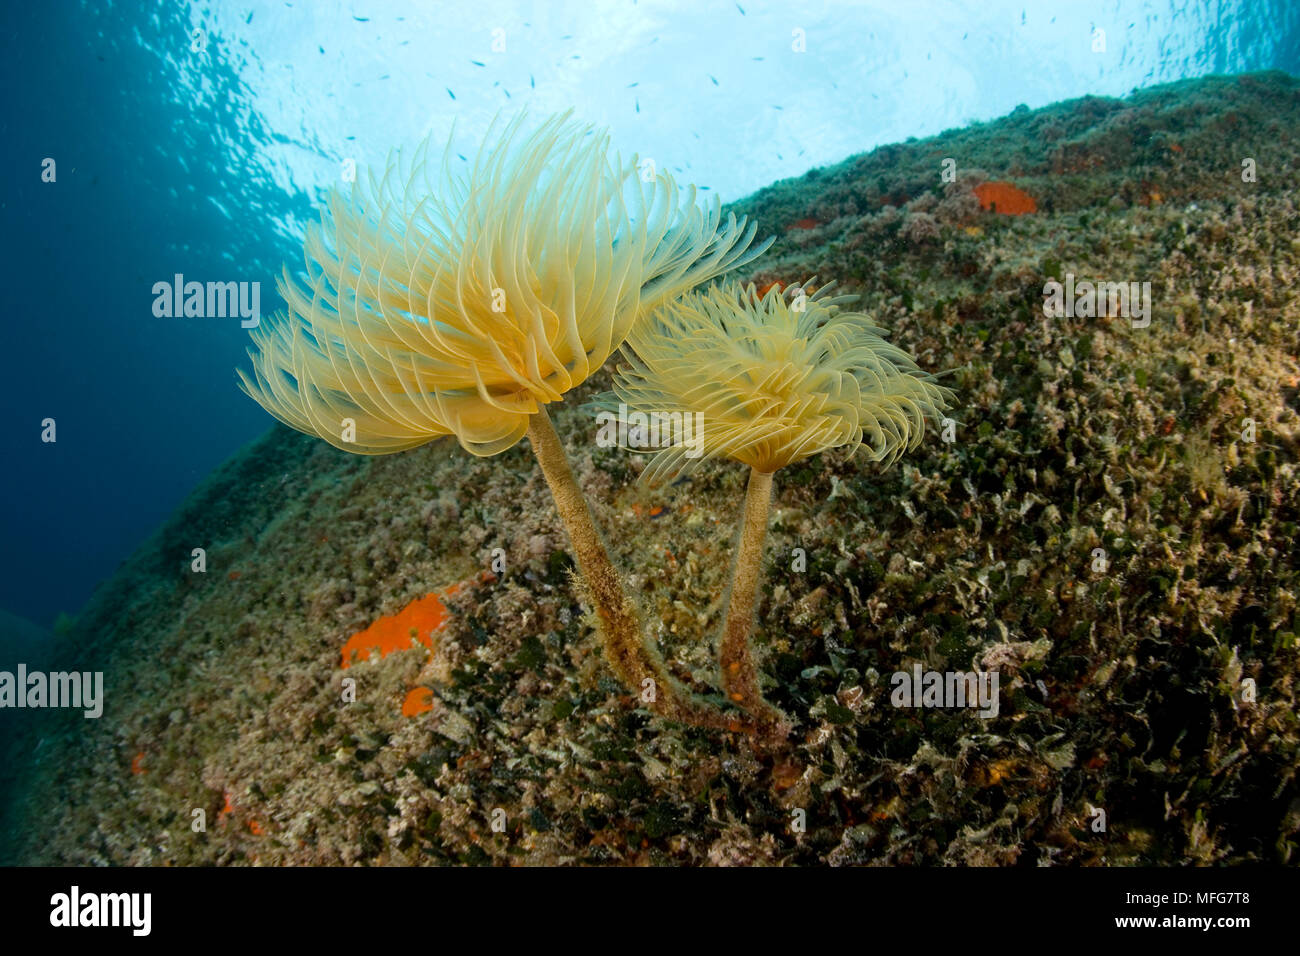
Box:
[1,0,1298,630]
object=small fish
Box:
[530,74,535,88]
[245,11,253,24]
[709,74,718,86]
[447,87,456,99]
[635,98,640,113]
[471,59,485,67]
[627,81,638,88]
[457,153,467,161]
[736,2,745,13]
[353,15,369,22]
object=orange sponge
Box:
[401,687,435,717]
[973,181,1037,215]
[340,589,457,668]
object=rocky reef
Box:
[4,71,1298,866]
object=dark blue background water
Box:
[1,2,311,627]
[2,0,1299,631]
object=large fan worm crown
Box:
[239,112,769,456]
[609,280,956,483]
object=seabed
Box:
[3,72,1298,866]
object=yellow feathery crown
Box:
[609,280,955,483]
[238,112,768,456]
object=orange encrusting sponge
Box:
[973,180,1037,215]
[401,687,435,717]
[340,587,461,668]
[341,572,495,716]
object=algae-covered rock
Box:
[4,72,1298,866]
